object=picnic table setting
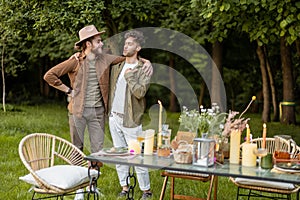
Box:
[86,98,300,200]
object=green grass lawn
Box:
[1,103,300,199]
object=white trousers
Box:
[109,113,150,191]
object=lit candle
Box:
[157,100,162,147]
[246,124,250,143]
[262,123,267,149]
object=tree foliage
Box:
[0,0,299,123]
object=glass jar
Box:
[157,124,171,157]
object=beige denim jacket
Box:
[44,53,124,117]
[109,61,151,128]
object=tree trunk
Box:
[296,39,300,57]
[280,37,296,124]
[211,41,224,111]
[1,43,5,112]
[103,0,118,36]
[256,43,270,122]
[168,54,178,112]
[199,81,205,107]
[264,46,279,121]
[102,0,120,54]
[42,57,50,97]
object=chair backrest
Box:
[290,143,300,159]
[19,133,88,172]
[241,137,290,154]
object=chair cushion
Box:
[235,178,295,190]
[19,165,99,190]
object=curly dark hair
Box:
[124,30,145,46]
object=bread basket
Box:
[173,140,193,164]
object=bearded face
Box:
[90,35,103,56]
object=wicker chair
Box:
[18,133,99,200]
[230,137,300,200]
[160,170,217,200]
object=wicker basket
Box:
[173,140,193,164]
[273,151,300,164]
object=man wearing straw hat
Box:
[44,25,152,155]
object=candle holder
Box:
[192,138,215,167]
[157,124,171,157]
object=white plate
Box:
[102,147,128,154]
[274,164,300,173]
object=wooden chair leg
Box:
[207,175,214,200]
[161,173,218,200]
[170,177,175,200]
[160,176,169,200]
[213,176,218,200]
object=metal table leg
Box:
[126,166,136,200]
[87,161,101,200]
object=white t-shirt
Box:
[112,62,137,114]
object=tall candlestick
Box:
[246,124,250,143]
[157,100,162,147]
[158,100,162,133]
[262,123,267,149]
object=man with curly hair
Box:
[108,30,152,199]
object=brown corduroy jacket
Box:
[44,53,124,117]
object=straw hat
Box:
[75,25,105,47]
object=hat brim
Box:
[75,30,106,47]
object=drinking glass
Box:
[253,148,268,170]
[137,131,145,145]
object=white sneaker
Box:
[74,189,84,200]
[86,186,104,197]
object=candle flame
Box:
[263,123,266,128]
[246,124,249,128]
[158,100,162,105]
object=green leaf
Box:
[270,35,276,43]
[224,3,230,11]
[257,40,263,46]
[286,15,294,24]
[242,23,249,32]
[240,0,246,5]
[269,20,275,27]
[276,15,282,21]
[269,4,276,11]
[280,30,285,37]
[262,27,268,33]
[288,27,295,35]
[220,5,224,12]
[280,20,288,29]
